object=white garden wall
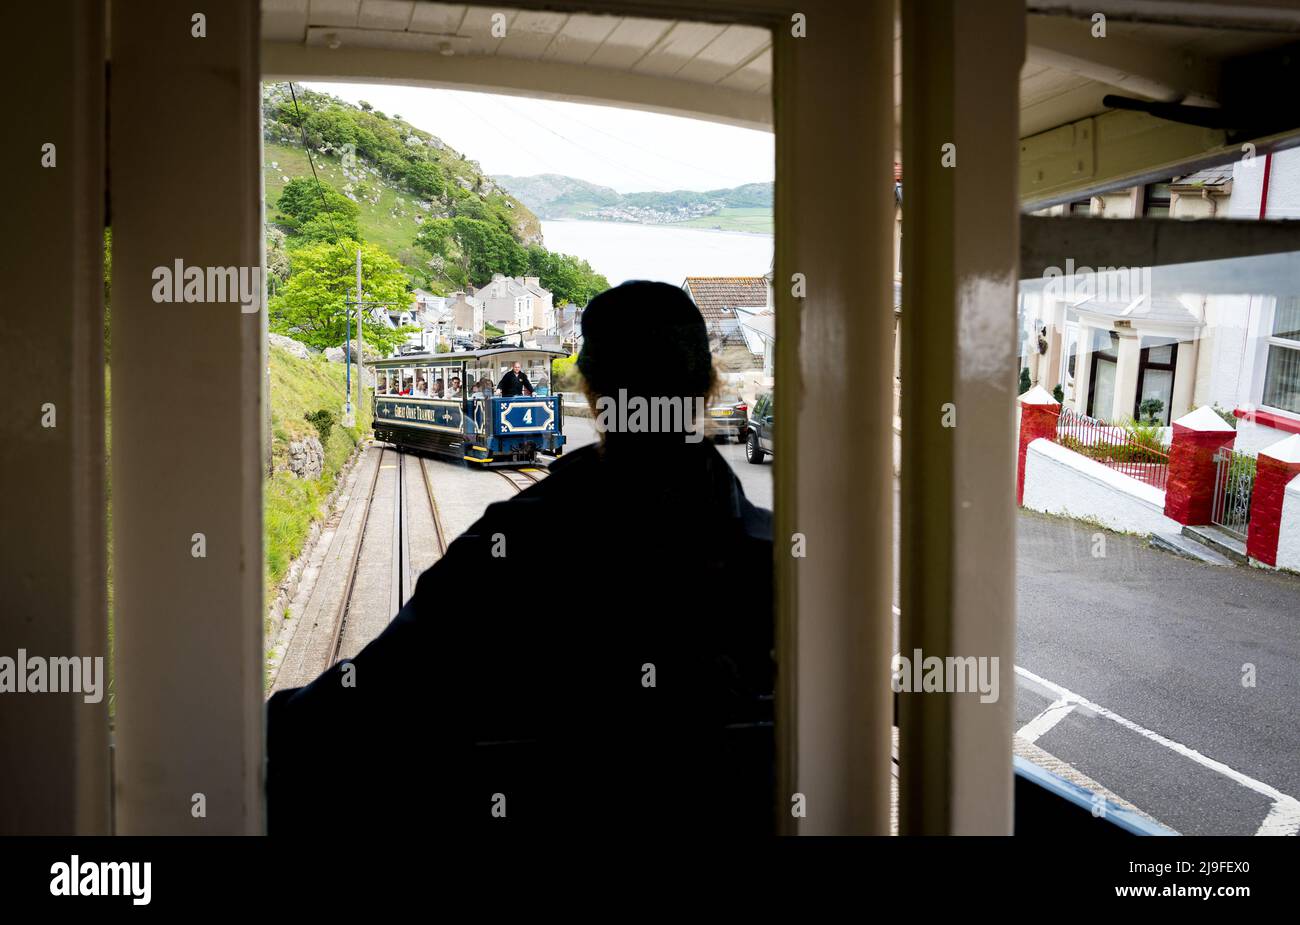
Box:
[1022,438,1183,535]
[1276,475,1300,573]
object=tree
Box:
[269,238,415,355]
[276,178,360,227]
[414,216,524,286]
[405,160,444,200]
[524,245,609,307]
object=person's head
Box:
[577,281,715,446]
[452,377,461,387]
[512,362,522,374]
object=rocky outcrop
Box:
[287,436,324,480]
[269,332,312,360]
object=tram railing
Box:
[1049,406,1171,492]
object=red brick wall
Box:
[1163,424,1235,525]
[1017,402,1060,505]
[1247,455,1300,566]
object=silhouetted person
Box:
[267,281,774,833]
[497,361,533,397]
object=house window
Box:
[1134,340,1178,425]
[1087,330,1120,420]
[1143,182,1172,217]
[1262,297,1300,415]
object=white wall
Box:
[1235,418,1295,455]
[1276,474,1300,573]
[1227,147,1300,221]
[1022,438,1183,535]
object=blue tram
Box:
[369,347,567,467]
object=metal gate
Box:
[1211,448,1257,540]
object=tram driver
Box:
[267,281,775,834]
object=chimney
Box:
[524,276,540,288]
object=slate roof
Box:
[1171,165,1233,191]
[682,276,769,325]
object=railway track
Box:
[493,466,546,493]
[328,446,451,667]
[325,444,386,668]
[277,448,532,689]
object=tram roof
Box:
[369,346,569,368]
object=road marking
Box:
[891,607,1299,835]
[1015,664,1300,836]
[889,608,1294,836]
[1016,697,1077,744]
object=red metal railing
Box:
[1049,406,1171,491]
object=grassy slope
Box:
[266,140,544,289]
[264,345,373,607]
[267,142,425,271]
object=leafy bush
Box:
[304,409,336,445]
[1057,417,1166,465]
[1212,404,1238,429]
[1018,368,1031,395]
[1052,384,1064,403]
[552,354,583,392]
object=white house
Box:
[474,274,554,335]
[446,291,485,342]
[1022,150,1300,452]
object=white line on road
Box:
[1014,664,1300,836]
[1016,697,1077,744]
[891,605,1299,834]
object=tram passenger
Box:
[413,375,428,398]
[267,281,774,834]
[447,377,463,399]
[432,378,445,398]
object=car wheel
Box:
[746,431,766,464]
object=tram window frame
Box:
[440,364,465,399]
[427,365,453,399]
[467,363,496,397]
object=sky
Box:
[303,81,773,194]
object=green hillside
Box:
[263,85,609,301]
[496,172,773,232]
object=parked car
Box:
[743,392,773,464]
[704,396,748,442]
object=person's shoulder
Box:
[739,496,772,544]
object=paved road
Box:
[1015,511,1300,835]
